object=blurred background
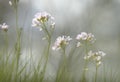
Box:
[0,0,120,81]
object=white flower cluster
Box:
[76,32,95,47]
[32,12,55,31]
[84,50,106,66]
[9,1,12,6]
[52,36,72,50]
[8,0,19,7]
[0,23,9,32]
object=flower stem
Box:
[5,32,9,65]
[14,3,22,81]
[42,23,51,40]
[63,47,66,63]
[40,40,51,82]
[82,41,88,82]
[55,47,67,82]
[40,24,51,82]
[95,65,98,82]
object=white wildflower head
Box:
[50,17,55,28]
[96,61,102,66]
[52,36,72,51]
[76,32,96,47]
[95,51,106,57]
[87,33,95,43]
[84,50,106,66]
[84,50,94,60]
[8,0,19,8]
[76,42,82,47]
[0,23,9,32]
[95,56,102,61]
[32,12,55,31]
[76,32,88,40]
[9,1,12,6]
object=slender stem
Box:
[14,3,22,70]
[40,40,51,82]
[14,3,22,81]
[42,23,51,40]
[82,41,88,82]
[95,65,98,82]
[56,47,67,82]
[103,64,106,82]
[15,7,19,68]
[82,60,88,82]
[15,5,19,34]
[5,32,8,52]
[62,47,67,72]
[63,48,66,64]
[5,32,9,66]
[2,32,8,74]
[40,24,51,82]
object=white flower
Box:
[96,61,102,66]
[32,18,41,27]
[84,56,90,60]
[76,32,88,40]
[9,1,12,6]
[94,51,106,66]
[87,33,96,43]
[76,42,82,47]
[95,56,102,61]
[84,50,106,66]
[52,36,72,50]
[76,32,96,46]
[51,17,55,26]
[97,51,106,57]
[84,50,94,60]
[32,12,55,30]
[0,23,9,32]
[34,12,50,22]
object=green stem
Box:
[42,23,51,41]
[5,32,10,66]
[95,65,98,82]
[14,4,22,70]
[5,32,8,52]
[15,5,19,34]
[56,47,67,82]
[63,47,67,68]
[40,34,51,82]
[36,22,53,82]
[2,32,9,75]
[82,41,88,82]
[82,60,88,82]
[62,47,67,72]
[14,4,22,81]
